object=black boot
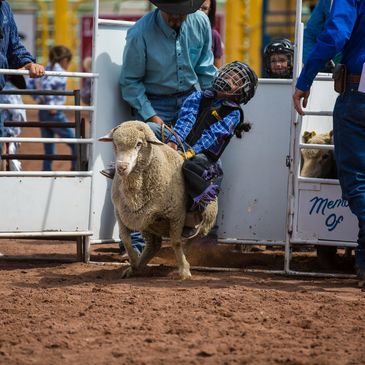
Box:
[100,167,115,179]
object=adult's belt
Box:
[147,86,195,98]
[349,74,361,83]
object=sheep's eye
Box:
[136,141,143,148]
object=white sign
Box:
[297,183,357,242]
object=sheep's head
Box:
[300,130,335,178]
[99,121,163,177]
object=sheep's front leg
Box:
[116,215,139,278]
[170,226,191,280]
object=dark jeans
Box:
[333,81,365,269]
[119,232,145,255]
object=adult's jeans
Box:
[39,110,76,171]
[333,81,365,269]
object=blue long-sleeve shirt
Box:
[297,0,365,91]
[168,91,241,155]
[0,0,35,90]
[120,9,216,121]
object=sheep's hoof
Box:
[121,266,135,279]
[180,269,192,280]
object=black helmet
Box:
[212,61,258,105]
[149,0,204,14]
[263,38,294,78]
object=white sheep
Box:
[300,130,336,178]
[100,121,217,280]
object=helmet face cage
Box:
[212,61,258,105]
[264,38,294,78]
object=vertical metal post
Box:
[85,0,100,261]
[225,0,245,63]
[35,0,49,64]
[54,0,71,48]
[74,89,81,171]
[247,0,263,75]
[284,0,304,273]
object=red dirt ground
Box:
[0,239,365,365]
[1,110,365,365]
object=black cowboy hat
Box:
[149,0,205,14]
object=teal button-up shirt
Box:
[120,9,216,121]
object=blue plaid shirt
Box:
[28,63,67,105]
[0,0,35,90]
[169,90,241,155]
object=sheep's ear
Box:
[98,127,117,142]
[303,130,316,143]
[146,134,163,145]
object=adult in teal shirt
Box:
[120,0,216,127]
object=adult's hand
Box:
[147,115,164,125]
[167,141,178,150]
[21,63,45,78]
[292,88,310,116]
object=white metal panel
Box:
[0,177,91,232]
[90,21,134,242]
[217,80,292,242]
[300,75,336,135]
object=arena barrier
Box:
[0,0,357,276]
[0,88,87,171]
[0,68,98,262]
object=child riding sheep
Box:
[159,61,258,237]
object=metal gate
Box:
[0,67,97,262]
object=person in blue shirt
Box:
[165,61,257,238]
[0,0,44,158]
[293,0,365,288]
[104,0,216,257]
[28,45,76,171]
